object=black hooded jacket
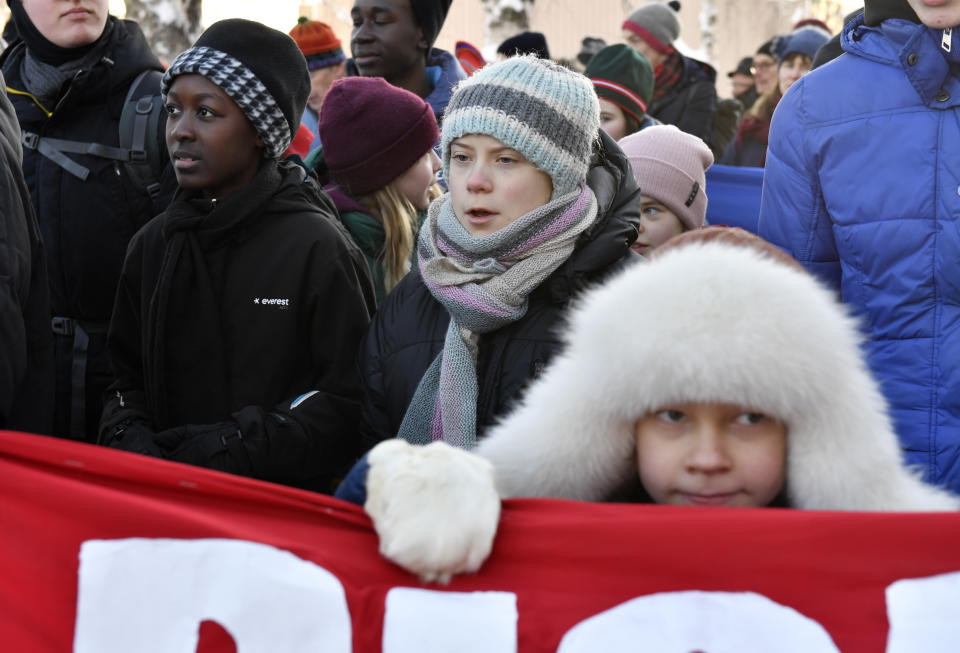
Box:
[648,54,718,147]
[0,69,53,434]
[2,16,174,323]
[358,131,641,450]
[102,160,375,492]
[1,17,176,440]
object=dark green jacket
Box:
[339,208,387,307]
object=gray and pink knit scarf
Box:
[397,184,598,448]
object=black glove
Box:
[158,420,252,476]
[152,424,190,452]
[105,422,166,458]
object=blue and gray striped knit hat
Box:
[441,55,601,198]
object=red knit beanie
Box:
[289,17,345,70]
[319,77,439,196]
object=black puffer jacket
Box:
[648,55,718,147]
[358,131,641,450]
[0,71,53,434]
[1,18,176,441]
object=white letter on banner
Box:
[73,538,351,653]
[383,587,517,653]
[557,591,840,652]
[886,571,960,653]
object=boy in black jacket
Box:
[100,19,374,493]
[2,0,175,442]
[0,69,52,434]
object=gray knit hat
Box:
[622,2,681,54]
[162,19,310,159]
[441,55,600,199]
[618,124,713,231]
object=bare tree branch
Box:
[123,0,202,64]
[482,0,535,49]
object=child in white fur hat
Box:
[619,124,713,255]
[358,226,958,583]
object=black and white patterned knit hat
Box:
[162,19,310,159]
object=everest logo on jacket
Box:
[254,297,290,308]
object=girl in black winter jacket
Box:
[353,55,640,459]
[100,20,374,493]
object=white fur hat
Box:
[476,229,958,511]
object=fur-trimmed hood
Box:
[476,237,959,511]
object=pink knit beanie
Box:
[618,125,713,231]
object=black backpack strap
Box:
[50,316,108,441]
[119,69,165,199]
[20,69,166,190]
[21,130,92,180]
[21,129,134,169]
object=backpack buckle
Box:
[51,316,75,336]
[21,131,39,149]
[136,97,154,115]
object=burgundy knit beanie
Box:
[319,76,439,196]
[618,124,713,231]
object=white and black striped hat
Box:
[162,19,310,159]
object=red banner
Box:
[1,430,959,652]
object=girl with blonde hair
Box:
[317,77,442,306]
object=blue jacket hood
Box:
[425,47,467,122]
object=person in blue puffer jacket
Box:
[759,0,960,493]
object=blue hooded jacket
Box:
[424,47,466,123]
[759,14,960,492]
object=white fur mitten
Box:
[364,439,502,583]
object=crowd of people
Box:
[2,0,959,579]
